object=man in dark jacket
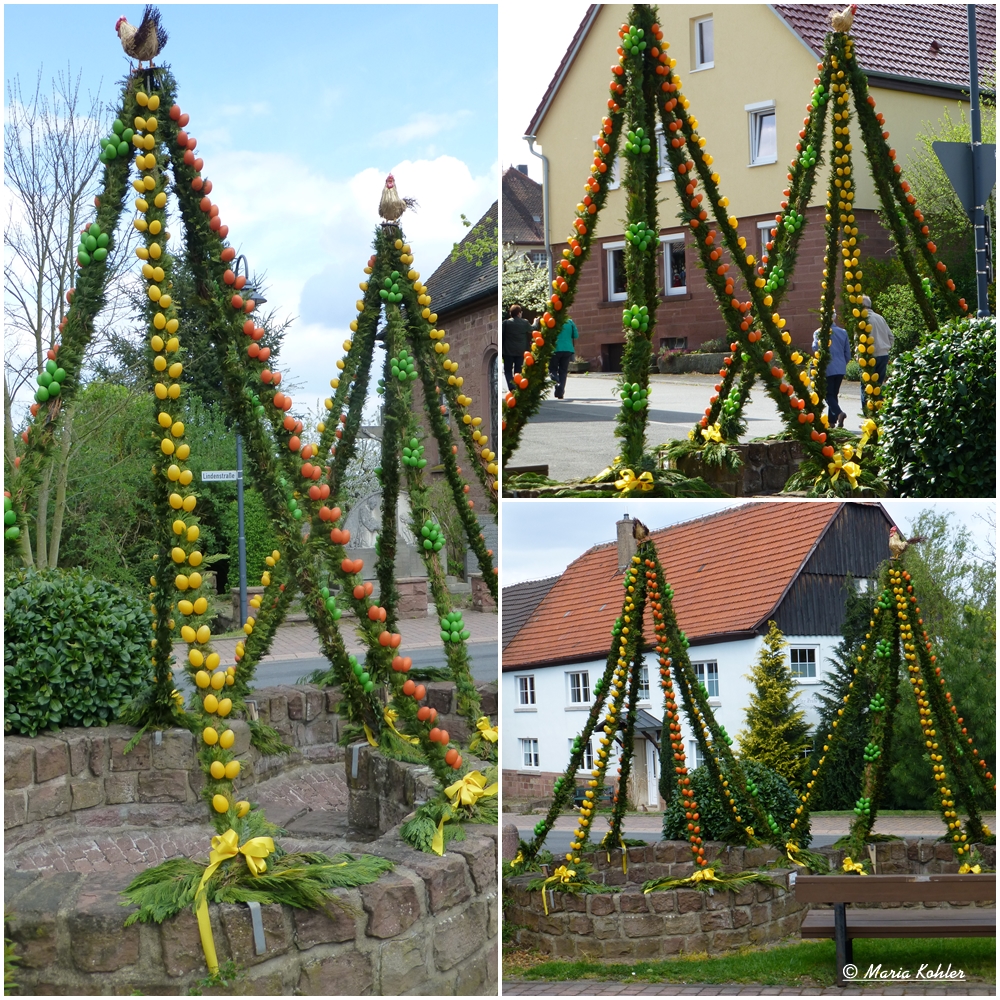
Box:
[501,304,533,391]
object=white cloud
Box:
[373,111,471,147]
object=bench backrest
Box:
[795,873,996,904]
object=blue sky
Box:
[501,500,996,586]
[5,4,498,404]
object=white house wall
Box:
[503,632,841,788]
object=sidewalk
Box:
[173,608,498,667]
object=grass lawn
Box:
[504,937,997,988]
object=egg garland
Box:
[34,360,67,403]
[4,494,19,541]
[619,383,648,411]
[420,518,444,551]
[402,437,428,469]
[389,349,418,383]
[439,610,470,644]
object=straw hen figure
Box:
[116,6,168,69]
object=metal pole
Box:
[525,136,553,284]
[236,432,248,625]
[968,5,989,317]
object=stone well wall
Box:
[5,822,499,996]
[676,439,806,496]
[5,679,497,845]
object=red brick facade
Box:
[563,206,894,371]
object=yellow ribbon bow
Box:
[615,469,654,492]
[512,850,524,867]
[959,863,982,874]
[540,865,577,915]
[195,830,275,974]
[363,723,379,747]
[841,460,860,488]
[700,422,722,443]
[856,418,877,457]
[842,856,867,875]
[786,842,806,867]
[431,771,499,856]
[689,868,719,883]
[383,707,420,745]
[475,716,498,743]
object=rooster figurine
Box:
[116,6,168,70]
[830,4,857,33]
[378,174,417,224]
[888,526,924,560]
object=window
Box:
[638,665,650,702]
[571,738,595,771]
[689,739,705,768]
[790,647,817,679]
[530,250,547,266]
[605,242,627,301]
[568,670,590,704]
[693,16,714,70]
[517,675,536,706]
[692,660,719,698]
[655,125,674,182]
[520,738,539,768]
[757,220,773,262]
[660,336,688,350]
[662,236,686,295]
[747,101,777,166]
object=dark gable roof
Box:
[502,167,544,245]
[502,575,560,649]
[528,4,994,135]
[425,200,498,318]
[771,5,994,92]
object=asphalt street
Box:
[174,640,497,698]
[516,830,843,858]
[506,373,870,483]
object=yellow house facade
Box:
[525,3,990,367]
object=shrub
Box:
[876,283,929,358]
[877,315,996,497]
[219,488,280,590]
[663,757,810,846]
[844,359,861,381]
[694,336,729,354]
[4,568,153,736]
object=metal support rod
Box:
[236,432,248,625]
[525,136,553,284]
[968,5,989,317]
[834,902,850,986]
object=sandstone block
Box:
[378,928,428,994]
[70,779,104,811]
[69,877,140,972]
[360,875,421,938]
[27,781,71,821]
[219,902,291,966]
[298,948,374,996]
[4,737,35,788]
[104,771,138,804]
[433,899,487,971]
[137,768,190,803]
[151,728,196,770]
[292,894,357,948]
[404,853,472,913]
[33,735,70,782]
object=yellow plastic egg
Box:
[168,384,181,400]
[189,649,204,667]
[224,760,240,779]
[180,625,196,643]
[182,496,196,513]
[155,382,168,399]
[178,470,193,486]
[151,336,165,353]
[193,597,208,615]
[196,625,210,644]
[154,355,167,372]
[171,421,184,438]
[188,551,203,567]
[167,466,181,482]
[204,694,219,714]
[166,318,179,333]
[186,525,200,542]
[195,670,210,688]
[147,94,160,112]
[175,443,190,460]
[206,652,220,670]
[168,362,182,379]
[212,794,229,814]
[160,439,175,455]
[225,675,235,687]
[210,760,226,779]
[219,729,235,749]
[169,493,183,509]
[217,699,233,718]
[175,575,189,590]
[236,800,251,818]
[203,727,219,746]
[178,599,194,615]
[210,671,226,691]
[171,547,186,564]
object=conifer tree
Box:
[738,621,810,790]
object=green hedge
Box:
[877,315,995,497]
[218,488,280,591]
[663,757,810,846]
[4,568,153,736]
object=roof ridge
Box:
[502,573,560,594]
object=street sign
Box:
[201,470,238,482]
[933,141,997,217]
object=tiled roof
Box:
[502,575,560,649]
[773,4,996,90]
[502,502,845,671]
[502,167,545,245]
[425,200,498,318]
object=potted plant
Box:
[568,354,590,374]
[657,345,686,373]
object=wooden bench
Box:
[796,874,996,986]
[573,783,613,808]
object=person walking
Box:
[812,312,851,428]
[861,294,894,416]
[501,304,533,391]
[549,315,579,399]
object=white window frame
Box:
[520,737,540,768]
[638,665,650,703]
[692,660,719,699]
[746,100,777,167]
[594,133,621,190]
[693,15,715,71]
[605,240,628,302]
[757,220,773,262]
[567,669,590,707]
[790,646,819,682]
[661,235,687,296]
[529,249,547,266]
[654,124,674,182]
[515,674,536,712]
[688,739,705,769]
[571,738,595,772]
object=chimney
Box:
[517,164,529,174]
[616,515,636,572]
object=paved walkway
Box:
[503,981,993,996]
[506,373,872,483]
[172,608,498,668]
